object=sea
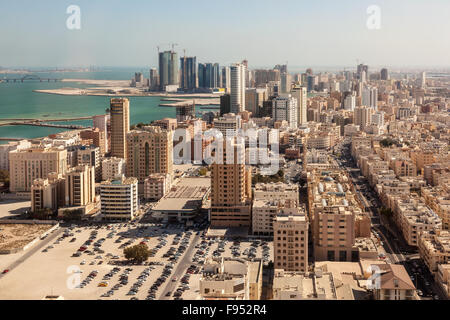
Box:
[0,67,215,144]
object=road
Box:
[334,139,446,300]
[159,233,201,300]
[0,226,65,279]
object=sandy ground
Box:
[0,200,30,219]
[0,224,53,251]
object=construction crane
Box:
[170,43,178,51]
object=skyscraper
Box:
[291,86,307,125]
[230,63,246,114]
[180,56,197,91]
[221,66,231,91]
[380,68,389,80]
[272,94,298,128]
[149,68,159,91]
[280,72,292,94]
[362,86,378,110]
[110,98,130,160]
[159,50,179,91]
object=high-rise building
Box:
[307,75,315,92]
[102,157,126,181]
[65,165,96,207]
[272,94,298,128]
[101,176,139,221]
[362,86,378,110]
[254,69,281,86]
[80,128,106,156]
[280,72,292,94]
[126,126,173,183]
[0,140,31,171]
[220,94,231,116]
[210,138,252,228]
[221,66,231,91]
[274,211,309,272]
[180,56,197,91]
[245,88,267,116]
[9,147,68,192]
[230,63,246,114]
[354,106,375,130]
[213,113,242,137]
[380,68,389,80]
[357,64,369,82]
[149,68,159,91]
[343,92,357,111]
[159,50,179,90]
[110,98,130,160]
[291,86,307,125]
[421,72,427,88]
[76,145,101,181]
[92,114,109,154]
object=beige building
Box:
[65,165,96,207]
[418,230,450,275]
[210,139,252,228]
[252,199,300,236]
[110,98,130,159]
[199,258,262,300]
[437,264,450,299]
[101,157,126,181]
[9,147,68,193]
[307,169,361,262]
[100,176,139,221]
[31,173,65,213]
[126,126,173,183]
[274,212,309,272]
[0,140,31,171]
[272,269,337,300]
[144,173,172,201]
[371,264,417,300]
[253,182,299,202]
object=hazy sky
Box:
[1,0,449,69]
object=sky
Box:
[0,0,449,69]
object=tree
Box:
[198,167,208,176]
[62,209,83,221]
[124,244,150,264]
[31,208,53,220]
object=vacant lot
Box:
[0,223,53,251]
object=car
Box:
[2,269,9,274]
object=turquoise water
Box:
[0,68,211,143]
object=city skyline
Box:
[1,0,450,68]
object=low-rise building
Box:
[144,173,172,201]
[272,269,337,300]
[418,230,450,274]
[199,258,263,300]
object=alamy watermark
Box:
[173,126,280,175]
[367,5,381,30]
[66,5,81,30]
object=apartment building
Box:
[252,199,300,236]
[65,165,96,207]
[391,196,442,246]
[144,173,172,201]
[307,169,361,262]
[418,230,450,274]
[102,157,126,181]
[210,138,252,228]
[213,113,242,137]
[253,182,299,202]
[0,140,31,171]
[100,177,139,221]
[126,126,173,183]
[9,147,68,193]
[31,173,65,213]
[422,186,450,230]
[274,213,309,272]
